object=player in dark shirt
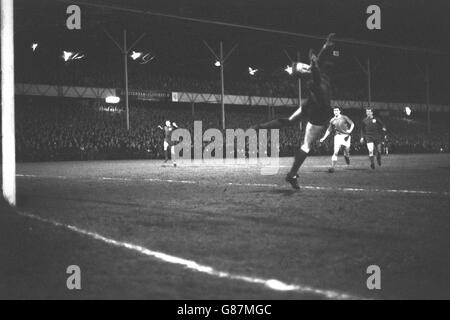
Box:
[251,35,335,189]
[158,120,178,166]
[360,108,387,169]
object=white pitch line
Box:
[226,182,279,187]
[16,174,450,196]
[16,210,361,300]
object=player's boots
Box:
[344,155,350,165]
[285,174,300,190]
[369,156,375,170]
[329,159,337,173]
[376,154,382,166]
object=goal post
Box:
[1,0,16,206]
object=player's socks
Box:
[286,149,308,189]
[285,149,308,190]
[328,160,336,173]
[369,156,375,169]
[344,155,350,165]
[376,154,381,166]
[164,150,169,162]
[253,118,292,130]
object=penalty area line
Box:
[15,210,362,300]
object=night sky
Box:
[13,0,450,102]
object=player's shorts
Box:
[163,140,172,150]
[334,134,351,148]
[365,137,381,144]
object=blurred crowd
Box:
[8,97,449,162]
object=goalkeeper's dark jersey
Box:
[302,60,333,126]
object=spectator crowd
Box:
[7,97,450,162]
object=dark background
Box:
[13,0,450,103]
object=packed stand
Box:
[5,97,449,162]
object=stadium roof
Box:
[12,0,450,104]
[17,0,450,54]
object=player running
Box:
[360,108,387,169]
[158,120,178,167]
[251,34,335,189]
[319,106,354,172]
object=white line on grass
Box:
[17,174,450,196]
[16,210,362,300]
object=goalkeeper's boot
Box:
[285,174,300,190]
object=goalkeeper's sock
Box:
[288,149,308,177]
[164,150,169,162]
[369,156,375,169]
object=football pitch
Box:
[1,153,450,299]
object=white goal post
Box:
[1,0,16,206]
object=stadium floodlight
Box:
[284,65,293,75]
[214,60,221,67]
[130,51,155,64]
[405,106,412,116]
[130,51,143,60]
[62,51,72,61]
[62,51,85,62]
[140,52,155,64]
[295,62,311,73]
[285,62,311,75]
[248,67,258,76]
[105,96,121,104]
[140,52,156,64]
[31,43,38,52]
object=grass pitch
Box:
[1,154,450,299]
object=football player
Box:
[360,108,387,169]
[158,120,178,166]
[251,34,336,189]
[319,106,354,172]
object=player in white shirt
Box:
[320,106,354,172]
